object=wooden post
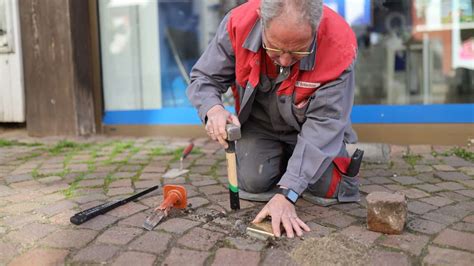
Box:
[19,0,97,136]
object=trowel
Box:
[162,143,194,178]
[143,185,187,230]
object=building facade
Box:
[2,0,473,144]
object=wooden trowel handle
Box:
[181,143,194,160]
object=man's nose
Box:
[278,53,293,67]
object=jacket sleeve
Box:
[186,13,236,123]
[277,62,356,195]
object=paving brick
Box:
[6,223,58,244]
[212,248,260,266]
[432,164,456,171]
[437,191,470,202]
[191,179,218,187]
[112,251,156,266]
[442,156,473,167]
[118,212,149,227]
[391,176,423,185]
[415,173,442,183]
[163,248,210,265]
[359,185,392,194]
[107,187,134,196]
[72,193,108,204]
[414,184,443,193]
[41,229,98,248]
[199,185,227,195]
[188,197,210,209]
[109,179,132,188]
[383,184,406,192]
[72,244,120,263]
[463,215,474,223]
[407,218,445,234]
[422,211,459,225]
[177,227,224,251]
[459,179,474,188]
[209,194,255,211]
[435,204,472,219]
[1,202,42,215]
[452,222,474,233]
[367,177,394,184]
[369,251,410,266]
[321,213,357,228]
[434,171,470,181]
[129,231,172,254]
[157,218,201,234]
[456,189,474,198]
[423,246,474,266]
[436,182,466,191]
[419,196,454,207]
[77,215,119,230]
[38,175,62,184]
[78,179,104,187]
[433,228,474,252]
[107,202,148,218]
[0,242,19,262]
[37,200,77,216]
[399,188,430,199]
[261,249,299,266]
[407,201,438,214]
[97,226,143,245]
[8,248,68,266]
[225,236,266,251]
[113,172,137,179]
[118,165,142,172]
[340,225,381,245]
[414,165,434,173]
[5,174,34,184]
[134,180,159,189]
[379,232,430,256]
[83,172,109,179]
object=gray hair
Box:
[260,0,323,31]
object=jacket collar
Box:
[242,18,317,71]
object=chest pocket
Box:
[292,86,317,124]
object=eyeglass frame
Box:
[261,28,316,58]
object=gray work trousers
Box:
[236,119,349,198]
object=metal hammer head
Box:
[225,124,241,141]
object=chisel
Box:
[70,185,159,225]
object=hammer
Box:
[225,123,241,210]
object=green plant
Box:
[0,139,42,147]
[452,147,474,162]
[403,154,422,167]
[48,140,91,155]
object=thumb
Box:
[228,115,241,127]
[252,207,269,223]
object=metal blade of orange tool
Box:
[143,210,166,231]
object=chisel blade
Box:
[143,210,166,231]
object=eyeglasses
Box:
[262,41,314,57]
[261,32,315,58]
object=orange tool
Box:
[143,185,187,230]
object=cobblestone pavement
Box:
[0,135,473,265]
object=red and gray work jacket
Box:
[187,0,358,195]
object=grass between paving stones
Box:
[63,172,86,198]
[403,154,422,167]
[432,146,474,162]
[0,138,42,147]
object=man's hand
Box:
[205,105,240,148]
[252,194,310,238]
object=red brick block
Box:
[366,192,407,234]
[212,248,260,266]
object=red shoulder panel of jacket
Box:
[312,6,357,83]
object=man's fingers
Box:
[290,217,303,237]
[252,207,269,223]
[271,214,282,237]
[296,218,311,232]
[281,216,294,238]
